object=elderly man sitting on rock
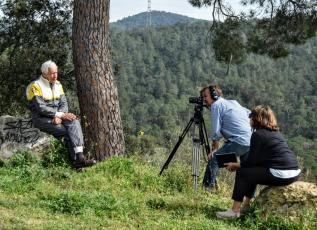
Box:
[26,60,95,169]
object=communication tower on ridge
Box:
[147,0,152,27]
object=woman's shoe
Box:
[216,209,240,219]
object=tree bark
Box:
[72,0,125,160]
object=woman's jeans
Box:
[202,141,249,188]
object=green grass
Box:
[0,146,315,229]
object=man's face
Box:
[203,88,213,106]
[44,66,58,84]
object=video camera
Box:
[188,96,205,112]
[188,96,204,105]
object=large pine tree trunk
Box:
[72,0,125,160]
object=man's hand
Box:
[52,117,62,125]
[224,162,241,172]
[61,113,77,121]
[208,149,217,160]
[212,140,220,151]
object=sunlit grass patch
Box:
[0,148,315,229]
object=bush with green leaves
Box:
[6,149,39,168]
[237,204,317,230]
[125,134,157,155]
[41,139,70,168]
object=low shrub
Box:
[42,140,70,168]
[7,149,39,168]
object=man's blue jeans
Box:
[202,141,249,188]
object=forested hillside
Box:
[110,21,317,180]
[0,8,316,180]
[112,11,201,28]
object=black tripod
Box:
[159,103,210,191]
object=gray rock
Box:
[0,115,52,158]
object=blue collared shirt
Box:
[210,97,252,146]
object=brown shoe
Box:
[73,153,96,169]
[83,159,96,166]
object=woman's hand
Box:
[224,162,241,172]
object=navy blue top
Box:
[241,129,299,169]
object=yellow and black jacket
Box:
[26,76,68,119]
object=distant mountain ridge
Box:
[111,11,204,28]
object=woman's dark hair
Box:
[250,105,279,131]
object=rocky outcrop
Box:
[255,181,317,219]
[0,115,52,158]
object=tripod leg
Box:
[200,117,211,157]
[159,118,194,175]
[192,138,201,192]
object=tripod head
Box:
[189,96,205,125]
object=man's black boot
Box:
[73,152,96,169]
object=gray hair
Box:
[41,60,57,74]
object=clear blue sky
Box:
[110,0,244,22]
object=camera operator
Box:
[201,85,252,190]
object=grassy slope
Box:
[0,148,314,229]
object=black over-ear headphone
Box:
[209,85,219,101]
